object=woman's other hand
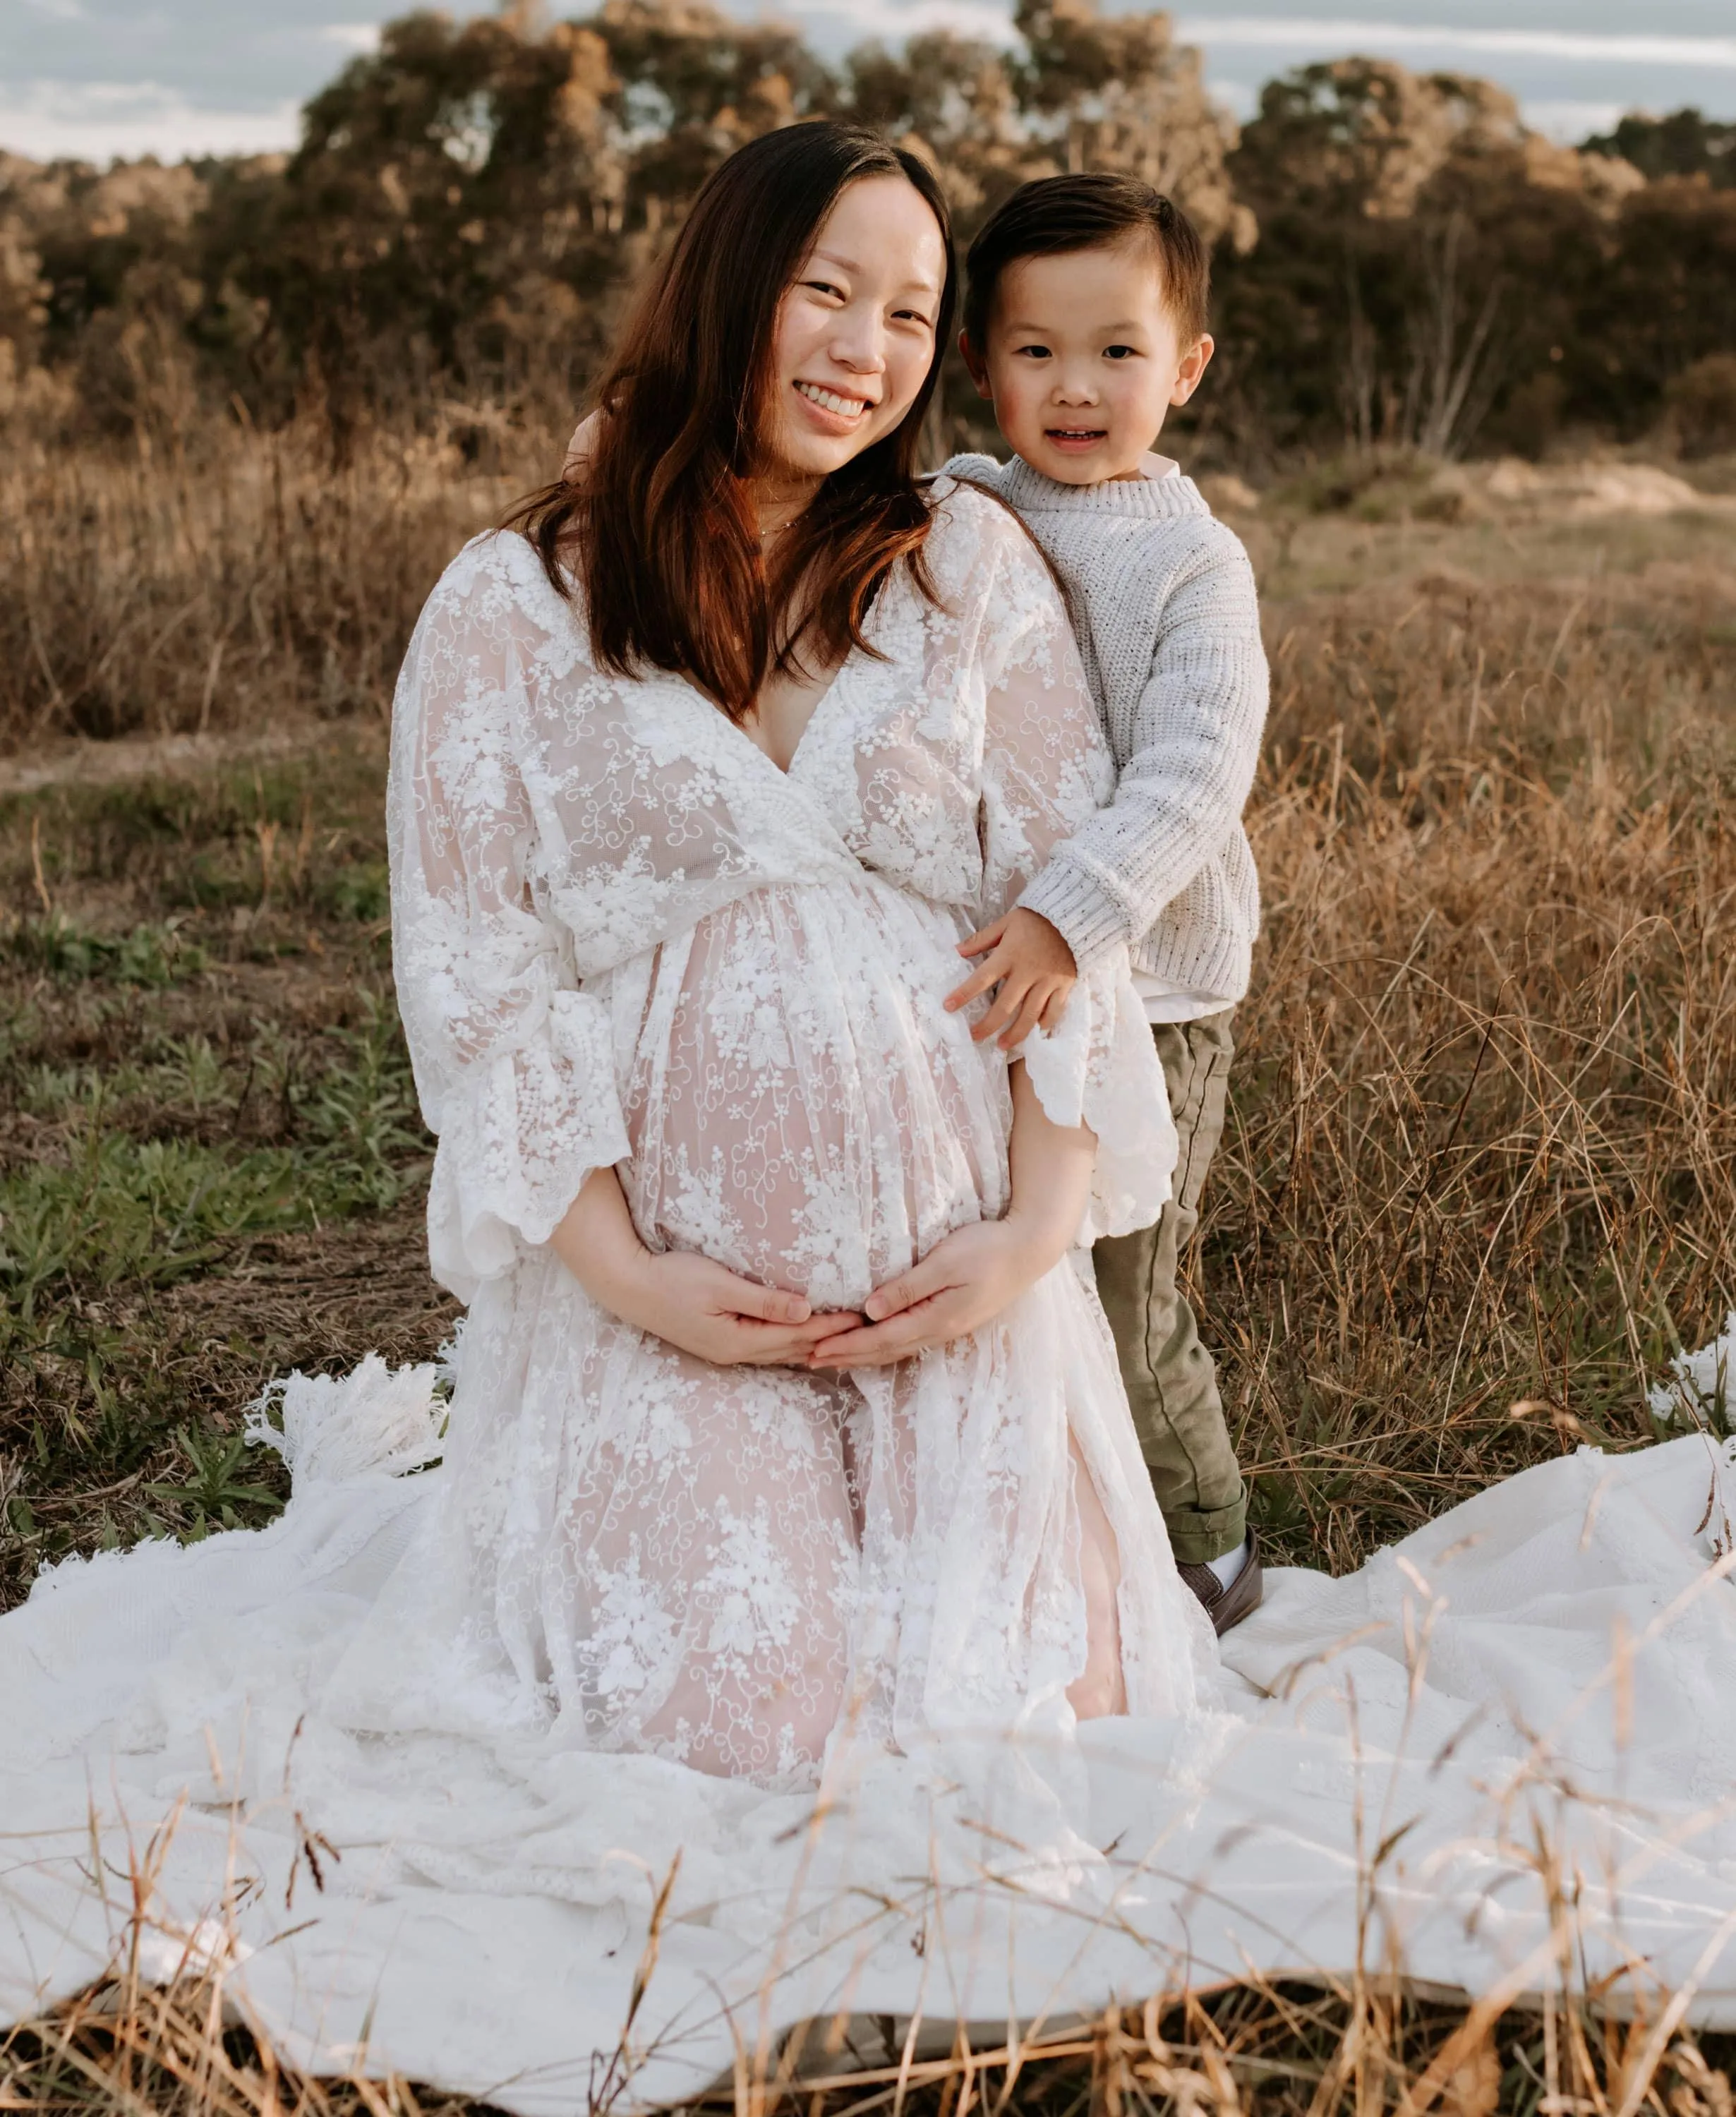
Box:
[808,1058,1095,1366]
[945,907,1076,1050]
[804,1214,1054,1367]
[622,1249,854,1366]
[550,1167,853,1365]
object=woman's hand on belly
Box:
[804,1214,1061,1368]
[806,1059,1096,1368]
[627,1249,862,1366]
[552,1168,858,1367]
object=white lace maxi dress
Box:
[378,484,1217,1788]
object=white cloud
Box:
[1524,99,1626,143]
[316,23,381,53]
[788,0,1018,45]
[1174,18,1736,71]
[0,81,300,164]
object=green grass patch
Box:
[0,741,451,1593]
[2,914,207,985]
[1,1132,309,1313]
[1,1001,427,1320]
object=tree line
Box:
[2,0,1733,466]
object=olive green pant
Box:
[1092,1009,1246,1567]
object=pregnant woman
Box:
[379,121,1214,1788]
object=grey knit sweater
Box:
[943,452,1269,1008]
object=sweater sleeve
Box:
[937,451,1006,487]
[1015,527,1269,976]
[959,495,1178,1241]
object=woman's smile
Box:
[793,378,874,428]
[760,173,944,482]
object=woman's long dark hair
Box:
[508,124,956,724]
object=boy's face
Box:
[962,238,1213,484]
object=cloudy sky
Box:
[3,0,1735,164]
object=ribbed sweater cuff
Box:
[939,452,1003,485]
[1017,860,1128,975]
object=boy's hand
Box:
[944,907,1076,1050]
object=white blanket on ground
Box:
[4,1344,1735,2114]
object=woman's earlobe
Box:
[959,331,994,401]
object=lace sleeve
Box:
[388,538,630,1301]
[959,494,1178,1241]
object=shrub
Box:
[1667,352,1736,457]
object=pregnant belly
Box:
[611,878,1009,1310]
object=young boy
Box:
[941,173,1269,1634]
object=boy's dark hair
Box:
[962,174,1210,352]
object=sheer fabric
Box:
[369,486,1208,1786]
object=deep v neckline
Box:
[751,663,846,778]
[677,655,852,781]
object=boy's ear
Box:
[1171,333,1215,406]
[958,330,994,401]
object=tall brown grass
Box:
[1219,538,1736,1569]
[1,415,550,752]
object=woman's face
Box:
[759,174,948,487]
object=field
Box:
[3,425,1736,2111]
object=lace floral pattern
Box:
[380,486,1213,1785]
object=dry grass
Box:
[1214,511,1736,1569]
[6,1960,1736,2117]
[0,1972,495,2117]
[1,416,544,752]
[3,424,1735,2110]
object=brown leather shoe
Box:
[1176,1531,1263,1637]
